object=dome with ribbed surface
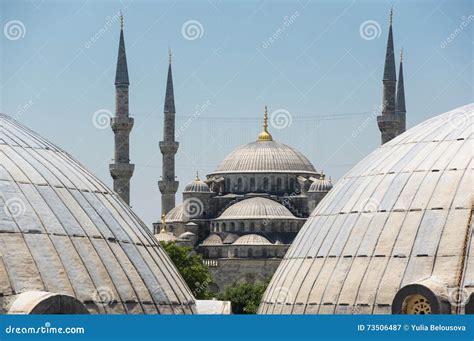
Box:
[233,234,272,245]
[0,113,196,314]
[259,104,473,315]
[183,176,211,193]
[201,234,223,245]
[210,140,317,175]
[165,203,185,222]
[308,176,333,192]
[154,231,178,243]
[216,197,296,220]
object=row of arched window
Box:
[210,221,299,233]
[202,247,284,259]
[224,176,297,192]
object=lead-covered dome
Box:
[0,114,196,314]
[183,174,211,193]
[210,140,317,175]
[259,104,473,315]
[216,197,296,220]
[233,234,272,245]
[308,175,333,192]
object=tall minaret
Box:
[377,8,400,144]
[109,14,134,204]
[395,48,406,133]
[158,49,179,214]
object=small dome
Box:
[154,232,177,243]
[184,174,211,193]
[178,232,196,240]
[216,197,296,220]
[233,234,272,245]
[202,234,223,246]
[308,175,333,192]
[223,233,239,244]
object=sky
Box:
[1,0,472,228]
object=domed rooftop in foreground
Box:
[0,114,196,314]
[216,197,296,220]
[259,104,473,315]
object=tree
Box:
[160,241,214,299]
[217,280,269,314]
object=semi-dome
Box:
[165,203,185,222]
[201,234,223,246]
[233,234,272,245]
[0,114,196,314]
[259,104,473,315]
[216,197,296,220]
[308,174,333,192]
[183,173,211,193]
[154,230,178,243]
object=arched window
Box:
[250,222,255,232]
[233,248,238,258]
[240,222,245,231]
[263,177,269,191]
[237,178,243,191]
[289,178,295,190]
[230,222,235,231]
[225,178,230,191]
[248,248,253,258]
[262,249,267,257]
[276,178,282,191]
[250,177,256,191]
[222,222,226,231]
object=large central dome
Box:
[211,140,317,175]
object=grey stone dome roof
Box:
[233,234,272,245]
[165,203,185,222]
[0,114,196,314]
[183,175,211,193]
[308,176,333,192]
[259,104,474,315]
[202,234,223,245]
[210,140,317,175]
[216,197,296,220]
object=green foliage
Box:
[217,280,269,314]
[160,241,214,299]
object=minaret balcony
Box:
[109,163,135,178]
[111,116,134,132]
[159,141,179,154]
[158,180,179,193]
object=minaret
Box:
[395,48,406,133]
[158,48,179,215]
[377,8,400,144]
[109,13,134,204]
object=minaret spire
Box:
[110,12,134,204]
[257,106,273,141]
[159,49,179,215]
[395,48,406,132]
[377,7,401,145]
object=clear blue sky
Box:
[1,0,472,227]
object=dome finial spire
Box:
[195,171,200,181]
[257,106,273,141]
[168,46,172,64]
[119,10,124,29]
[160,212,167,233]
[389,6,393,25]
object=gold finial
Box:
[160,213,167,233]
[389,6,393,25]
[320,170,325,180]
[257,106,273,141]
[400,47,404,62]
[119,10,124,29]
[168,47,172,64]
[195,171,200,181]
